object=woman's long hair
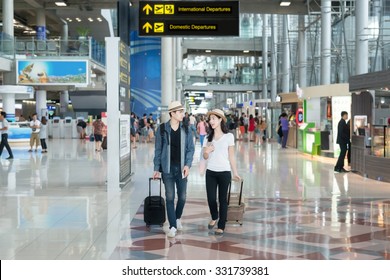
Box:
[207,116,229,142]
[41,116,47,125]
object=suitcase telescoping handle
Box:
[149,177,162,198]
[228,179,244,206]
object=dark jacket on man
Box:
[336,119,349,144]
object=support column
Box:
[2,93,16,118]
[282,15,290,93]
[176,38,183,101]
[262,14,268,100]
[61,19,69,55]
[373,0,382,72]
[36,8,46,40]
[321,0,331,85]
[161,38,174,122]
[60,90,69,114]
[36,90,47,119]
[2,0,14,36]
[270,15,278,102]
[356,0,369,75]
[298,15,307,88]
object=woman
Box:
[203,109,241,235]
[197,115,208,147]
[248,114,255,142]
[260,117,267,143]
[254,117,262,147]
[280,113,289,148]
[39,116,48,153]
[92,115,106,152]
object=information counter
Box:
[298,123,321,155]
[351,127,390,183]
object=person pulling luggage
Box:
[202,109,241,236]
[152,101,195,238]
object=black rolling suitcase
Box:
[101,136,107,150]
[226,180,245,225]
[144,178,166,227]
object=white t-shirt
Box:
[39,123,47,139]
[0,119,9,135]
[30,119,41,133]
[203,133,234,172]
[189,115,196,125]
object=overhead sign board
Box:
[139,1,239,36]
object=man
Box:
[29,113,41,152]
[189,113,197,139]
[153,101,195,238]
[334,111,350,173]
[0,112,14,160]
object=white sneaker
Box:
[167,227,177,238]
[176,219,183,230]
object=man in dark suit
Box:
[334,111,350,173]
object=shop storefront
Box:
[349,71,390,183]
[279,92,302,148]
[281,84,350,156]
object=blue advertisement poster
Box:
[17,60,88,86]
[36,26,46,40]
[130,31,161,118]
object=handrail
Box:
[0,35,105,66]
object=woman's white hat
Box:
[207,109,227,122]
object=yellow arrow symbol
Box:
[143,22,153,33]
[143,4,153,15]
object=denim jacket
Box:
[154,120,195,173]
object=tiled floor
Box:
[1,138,390,259]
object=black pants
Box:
[40,138,47,150]
[0,133,13,157]
[335,142,348,170]
[205,170,231,230]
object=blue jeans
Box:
[162,164,187,229]
[190,124,197,138]
[199,134,206,147]
[282,129,289,148]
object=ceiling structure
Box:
[0,0,325,41]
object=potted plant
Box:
[76,27,90,40]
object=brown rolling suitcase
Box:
[226,180,245,225]
[101,136,107,150]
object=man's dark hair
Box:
[32,113,37,117]
[341,111,348,117]
[0,112,6,118]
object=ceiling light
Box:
[88,18,94,22]
[97,17,103,22]
[280,1,291,6]
[243,50,250,53]
[205,50,211,53]
[76,18,82,22]
[55,1,68,7]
